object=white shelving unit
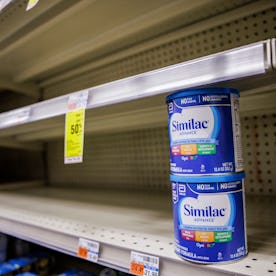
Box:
[0,188,275,276]
[0,40,275,146]
[0,1,275,275]
[0,39,274,275]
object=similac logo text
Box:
[172,119,208,132]
[184,204,226,217]
[179,194,231,226]
[170,106,215,141]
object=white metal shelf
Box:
[0,187,275,276]
[0,39,274,130]
[272,38,276,69]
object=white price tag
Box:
[130,251,159,276]
[77,238,99,263]
[68,90,89,111]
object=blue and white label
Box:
[167,91,243,175]
[171,178,247,263]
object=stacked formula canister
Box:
[166,88,247,263]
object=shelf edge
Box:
[0,40,273,130]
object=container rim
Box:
[170,172,245,183]
[166,87,239,102]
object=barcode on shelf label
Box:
[130,251,159,276]
[78,238,99,263]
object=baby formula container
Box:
[171,173,247,263]
[166,88,243,176]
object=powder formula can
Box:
[166,88,243,176]
[171,173,247,263]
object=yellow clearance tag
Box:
[64,90,88,164]
[65,109,85,163]
[26,0,39,11]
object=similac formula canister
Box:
[171,173,247,263]
[166,88,243,176]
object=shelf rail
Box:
[0,39,274,129]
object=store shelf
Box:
[272,38,276,69]
[0,39,274,130]
[0,2,275,276]
[2,0,235,84]
[0,39,274,148]
[0,187,275,276]
[0,89,275,144]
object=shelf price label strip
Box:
[77,238,99,263]
[0,107,30,128]
[64,91,88,164]
[130,251,159,276]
